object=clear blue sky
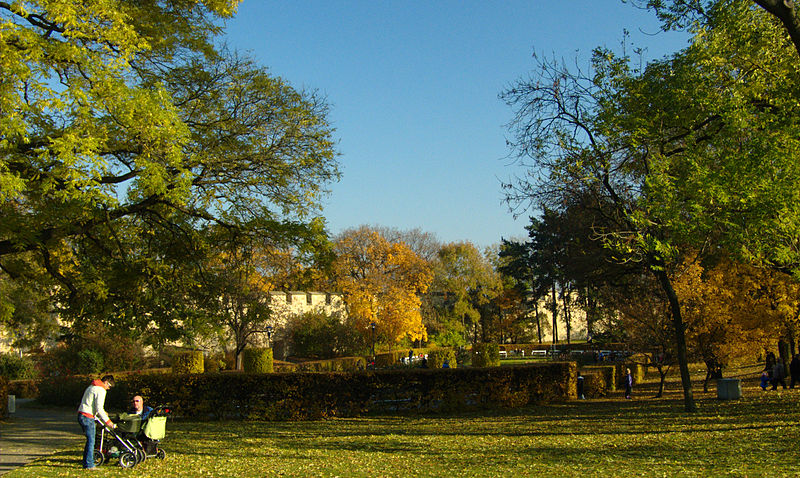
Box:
[223,1,689,248]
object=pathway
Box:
[0,399,81,475]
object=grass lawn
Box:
[7,364,800,477]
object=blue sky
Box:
[223,1,689,248]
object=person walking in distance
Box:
[624,368,633,399]
[77,375,116,470]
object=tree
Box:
[195,231,275,370]
[502,3,800,411]
[1,3,340,341]
[332,226,433,346]
[429,242,501,344]
[630,0,800,59]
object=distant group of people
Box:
[76,374,153,470]
[759,352,800,391]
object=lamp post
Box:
[370,322,377,360]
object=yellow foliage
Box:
[333,227,433,344]
[672,255,796,365]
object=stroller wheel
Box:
[93,450,105,467]
[119,451,136,468]
[156,448,166,460]
[136,447,146,464]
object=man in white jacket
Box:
[77,375,116,469]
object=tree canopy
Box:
[502,0,800,410]
[0,1,340,340]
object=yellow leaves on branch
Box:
[672,255,798,363]
[333,227,433,344]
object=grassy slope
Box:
[8,363,800,477]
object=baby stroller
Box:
[94,405,170,468]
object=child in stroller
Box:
[94,404,170,468]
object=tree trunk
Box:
[534,304,543,344]
[562,286,572,345]
[653,267,697,412]
[550,283,559,345]
[657,365,667,398]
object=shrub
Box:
[471,343,500,367]
[242,348,273,373]
[0,353,38,380]
[0,375,7,417]
[581,365,616,391]
[288,310,365,358]
[172,351,204,374]
[204,353,226,373]
[581,372,608,398]
[295,356,366,372]
[427,348,457,369]
[76,349,104,374]
[374,350,405,367]
[35,362,576,419]
[35,326,146,376]
[9,380,39,399]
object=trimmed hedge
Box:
[243,348,274,374]
[471,343,500,367]
[295,356,366,372]
[1,375,7,417]
[427,348,456,369]
[581,365,616,392]
[36,362,576,420]
[172,351,204,374]
[615,362,645,385]
[374,350,405,367]
[9,379,39,398]
[581,372,608,398]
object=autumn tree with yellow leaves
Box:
[332,226,433,348]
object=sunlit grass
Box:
[8,364,800,477]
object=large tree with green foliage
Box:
[0,2,340,340]
[503,1,800,411]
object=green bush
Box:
[243,348,274,373]
[76,349,104,374]
[427,348,457,369]
[204,353,226,373]
[581,372,608,398]
[36,327,146,376]
[0,353,38,380]
[374,350,406,367]
[295,356,366,372]
[471,343,500,367]
[172,350,204,374]
[36,362,576,419]
[288,310,365,358]
[10,380,39,398]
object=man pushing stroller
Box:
[77,375,116,470]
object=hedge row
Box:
[427,349,456,368]
[172,351,204,374]
[471,343,500,367]
[581,365,616,392]
[1,375,7,418]
[9,379,39,398]
[581,372,608,398]
[37,362,576,420]
[498,343,627,353]
[293,356,367,372]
